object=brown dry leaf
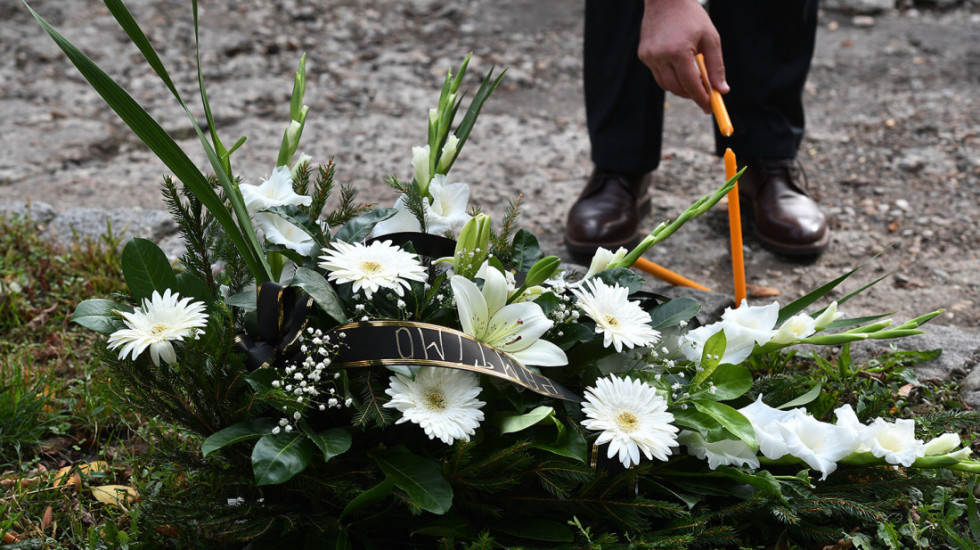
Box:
[91,485,140,508]
[79,461,109,475]
[2,531,21,544]
[840,39,855,47]
[888,220,900,233]
[746,283,781,298]
[41,506,53,530]
[897,384,915,398]
[51,467,81,492]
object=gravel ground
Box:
[2,0,979,332]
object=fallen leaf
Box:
[2,531,21,544]
[897,384,914,398]
[888,220,900,232]
[52,467,81,492]
[79,461,109,475]
[840,39,855,48]
[746,283,781,298]
[42,506,53,530]
[91,485,140,508]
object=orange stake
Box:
[695,54,733,137]
[633,257,712,292]
[725,148,746,305]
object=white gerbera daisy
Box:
[107,289,209,367]
[581,375,679,468]
[571,278,660,352]
[384,367,486,445]
[318,240,427,298]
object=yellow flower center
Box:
[616,410,639,433]
[604,315,619,327]
[424,392,447,412]
[360,261,383,273]
[152,324,168,335]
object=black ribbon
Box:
[366,232,457,259]
[330,321,581,402]
[234,282,314,370]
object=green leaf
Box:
[648,297,701,329]
[692,400,757,449]
[509,229,542,272]
[291,267,347,324]
[175,271,214,304]
[533,416,588,462]
[225,288,257,311]
[251,431,316,486]
[777,383,823,410]
[596,267,645,294]
[202,418,276,457]
[121,238,177,301]
[340,478,395,520]
[440,66,506,174]
[701,363,752,401]
[690,330,726,389]
[71,299,128,334]
[496,406,554,435]
[411,515,474,539]
[493,519,574,543]
[245,368,278,393]
[335,208,397,243]
[373,446,453,515]
[302,426,352,462]
[713,467,782,498]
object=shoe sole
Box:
[563,192,653,260]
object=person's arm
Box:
[637,0,729,113]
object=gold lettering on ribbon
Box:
[418,327,446,361]
[395,327,414,359]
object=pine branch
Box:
[160,175,217,294]
[324,181,371,229]
[489,193,522,258]
[351,370,394,429]
[305,161,335,221]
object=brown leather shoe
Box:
[738,159,829,257]
[564,169,652,258]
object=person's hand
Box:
[638,0,729,114]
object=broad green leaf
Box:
[701,363,752,401]
[411,515,474,539]
[252,431,316,486]
[496,406,554,435]
[291,267,347,324]
[373,446,453,515]
[509,229,542,272]
[335,208,397,243]
[648,297,701,329]
[340,478,394,519]
[71,299,128,334]
[692,400,757,449]
[777,383,823,410]
[121,238,177,302]
[201,418,276,457]
[533,416,588,462]
[225,288,257,310]
[596,267,645,294]
[493,519,574,543]
[303,426,352,462]
[713,467,782,498]
[175,271,215,304]
[690,330,726,389]
[245,368,278,393]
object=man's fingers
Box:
[675,59,711,113]
[701,42,729,94]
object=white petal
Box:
[451,275,489,337]
[480,265,510,316]
[510,339,568,367]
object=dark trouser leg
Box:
[584,0,663,175]
[710,0,819,159]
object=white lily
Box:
[581,246,628,281]
[678,430,760,470]
[450,264,567,367]
[770,313,817,344]
[814,301,844,331]
[239,165,312,214]
[255,212,315,256]
[426,175,471,235]
[776,413,861,480]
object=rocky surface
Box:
[2,1,978,395]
